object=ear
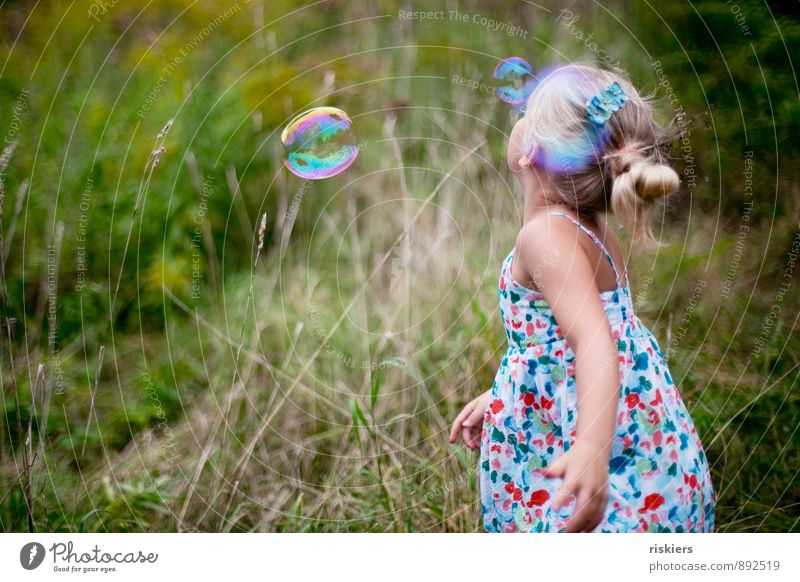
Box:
[507,118,530,171]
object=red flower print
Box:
[490,399,504,414]
[648,409,660,425]
[535,319,547,329]
[546,432,555,446]
[500,277,506,290]
[650,389,663,406]
[626,393,640,409]
[653,431,662,446]
[513,488,523,502]
[504,482,516,494]
[512,320,522,329]
[638,493,665,514]
[523,511,532,525]
[540,396,554,410]
[528,489,550,506]
[490,444,501,453]
[522,392,535,406]
[526,322,534,336]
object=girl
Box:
[449,64,715,533]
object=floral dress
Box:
[479,212,715,533]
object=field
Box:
[0,0,798,532]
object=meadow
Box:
[0,0,798,532]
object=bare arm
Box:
[515,215,620,531]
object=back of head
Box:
[519,64,680,246]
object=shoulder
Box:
[514,212,589,285]
[516,212,583,260]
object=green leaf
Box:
[349,398,374,438]
[370,365,382,408]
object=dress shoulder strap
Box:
[548,211,628,288]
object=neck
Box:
[523,185,559,224]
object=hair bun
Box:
[610,151,680,246]
[629,159,680,200]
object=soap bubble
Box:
[493,57,537,109]
[280,107,359,180]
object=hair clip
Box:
[586,81,628,125]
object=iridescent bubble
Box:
[280,107,359,180]
[493,57,537,109]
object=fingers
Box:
[565,487,592,533]
[463,401,486,428]
[551,480,575,512]
[565,487,606,533]
[461,426,480,450]
[542,453,567,479]
[448,401,475,443]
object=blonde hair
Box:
[520,64,679,246]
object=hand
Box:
[542,439,611,532]
[448,390,491,450]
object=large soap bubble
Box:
[280,107,359,180]
[493,57,537,110]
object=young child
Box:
[449,64,715,533]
